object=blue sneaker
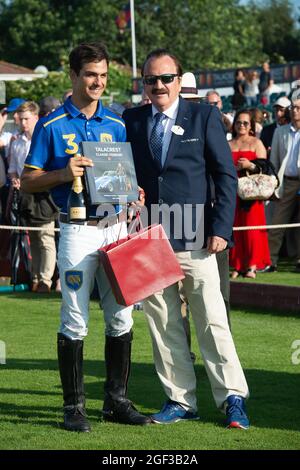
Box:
[151,400,200,424]
[225,395,250,429]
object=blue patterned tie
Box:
[150,113,165,168]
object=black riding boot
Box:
[102,331,151,425]
[57,333,91,432]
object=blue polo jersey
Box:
[24,97,126,213]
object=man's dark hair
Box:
[69,42,109,75]
[141,48,183,77]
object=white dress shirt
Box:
[8,133,31,177]
[151,98,179,167]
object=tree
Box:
[5,62,132,105]
[143,0,263,70]
[0,0,69,69]
[0,0,133,70]
[253,0,300,63]
[0,0,264,71]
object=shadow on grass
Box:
[232,305,300,320]
[0,292,62,300]
[5,291,300,319]
[1,358,300,432]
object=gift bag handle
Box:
[116,187,146,241]
[115,209,144,242]
[245,167,262,177]
[128,211,144,235]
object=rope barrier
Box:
[0,222,300,232]
[233,223,300,231]
[0,225,60,232]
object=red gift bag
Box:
[99,223,185,306]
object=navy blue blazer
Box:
[123,97,237,251]
[260,122,276,151]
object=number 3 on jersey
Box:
[63,133,79,155]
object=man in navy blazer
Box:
[123,49,250,429]
[125,95,236,251]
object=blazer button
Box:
[158,198,164,204]
[158,176,163,182]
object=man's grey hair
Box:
[291,89,300,103]
[205,89,221,98]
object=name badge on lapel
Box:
[171,125,185,136]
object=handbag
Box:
[237,168,278,201]
[98,222,185,306]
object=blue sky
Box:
[239,0,300,25]
[282,0,300,13]
[290,0,300,10]
[284,0,300,8]
[240,0,300,11]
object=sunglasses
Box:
[236,120,250,127]
[207,101,220,106]
[143,74,179,85]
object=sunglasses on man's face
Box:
[236,120,250,127]
[207,101,220,106]
[143,74,179,85]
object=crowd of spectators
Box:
[0,94,63,291]
[1,61,300,293]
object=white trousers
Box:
[58,221,133,340]
[143,249,249,411]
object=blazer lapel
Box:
[163,97,190,171]
[140,105,152,150]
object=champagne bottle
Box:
[67,175,87,223]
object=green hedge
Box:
[5,62,132,106]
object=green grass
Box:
[0,292,300,450]
[231,259,300,286]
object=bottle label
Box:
[69,207,86,219]
[72,177,83,194]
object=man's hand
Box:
[62,154,94,182]
[0,110,8,134]
[11,176,20,189]
[137,187,145,206]
[127,187,145,222]
[207,235,227,254]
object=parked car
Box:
[95,170,120,193]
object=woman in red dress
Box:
[229,109,271,279]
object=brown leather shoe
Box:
[36,282,51,293]
[31,281,39,292]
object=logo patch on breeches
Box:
[65,271,83,290]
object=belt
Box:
[284,175,299,181]
[59,213,110,226]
